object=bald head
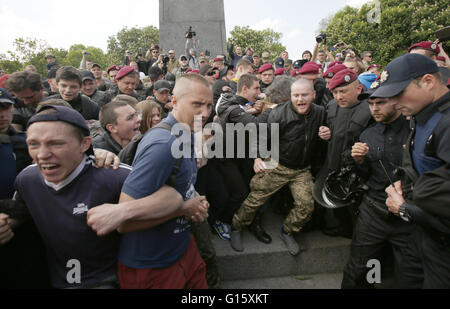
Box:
[173,74,212,101]
[172,74,213,130]
[292,78,314,92]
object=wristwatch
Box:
[399,203,411,222]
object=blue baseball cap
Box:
[371,54,439,99]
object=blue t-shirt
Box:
[14,157,131,288]
[119,113,198,269]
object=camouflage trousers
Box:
[232,163,314,235]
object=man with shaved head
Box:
[116,74,213,289]
[230,79,327,255]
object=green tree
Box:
[65,44,108,70]
[324,0,449,67]
[228,26,286,63]
[0,54,23,74]
[107,26,159,65]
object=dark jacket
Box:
[267,102,326,170]
[215,93,267,159]
[47,93,99,120]
[229,43,243,68]
[325,99,373,171]
[105,84,145,103]
[92,129,123,155]
[89,89,109,107]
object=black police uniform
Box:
[341,115,415,288]
[396,91,450,288]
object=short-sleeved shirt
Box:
[119,113,197,269]
[14,156,131,288]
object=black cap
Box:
[274,57,285,69]
[148,66,163,79]
[371,54,439,98]
[80,70,95,82]
[0,87,15,107]
[293,59,308,69]
[154,80,171,93]
[27,105,94,155]
[28,105,90,136]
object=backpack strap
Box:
[150,122,183,188]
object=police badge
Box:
[380,70,389,83]
[370,81,380,89]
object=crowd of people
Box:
[0,32,449,290]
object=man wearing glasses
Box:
[361,51,373,70]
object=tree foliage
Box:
[106,26,159,65]
[324,0,450,67]
[227,26,286,62]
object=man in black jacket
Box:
[93,101,141,155]
[215,74,267,243]
[377,54,450,288]
[230,79,326,255]
[47,66,99,120]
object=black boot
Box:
[249,213,272,244]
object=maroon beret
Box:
[323,64,347,79]
[408,41,440,54]
[366,64,381,71]
[213,57,224,62]
[328,61,343,69]
[274,68,285,76]
[107,65,121,74]
[329,68,358,91]
[299,62,320,75]
[436,56,446,62]
[115,66,136,80]
[290,68,301,77]
[258,63,274,74]
[191,70,200,74]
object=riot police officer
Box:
[372,54,450,288]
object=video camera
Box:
[316,33,327,44]
[186,26,196,39]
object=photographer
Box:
[312,34,334,72]
[185,28,199,70]
[135,49,148,75]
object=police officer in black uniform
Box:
[373,54,450,288]
[341,82,415,288]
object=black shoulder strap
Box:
[150,122,183,188]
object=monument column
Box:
[159,0,227,58]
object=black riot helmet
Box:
[321,166,368,209]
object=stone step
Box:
[222,273,344,289]
[211,209,352,282]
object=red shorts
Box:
[118,234,207,289]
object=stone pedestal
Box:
[159,0,227,58]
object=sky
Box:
[0,0,372,60]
